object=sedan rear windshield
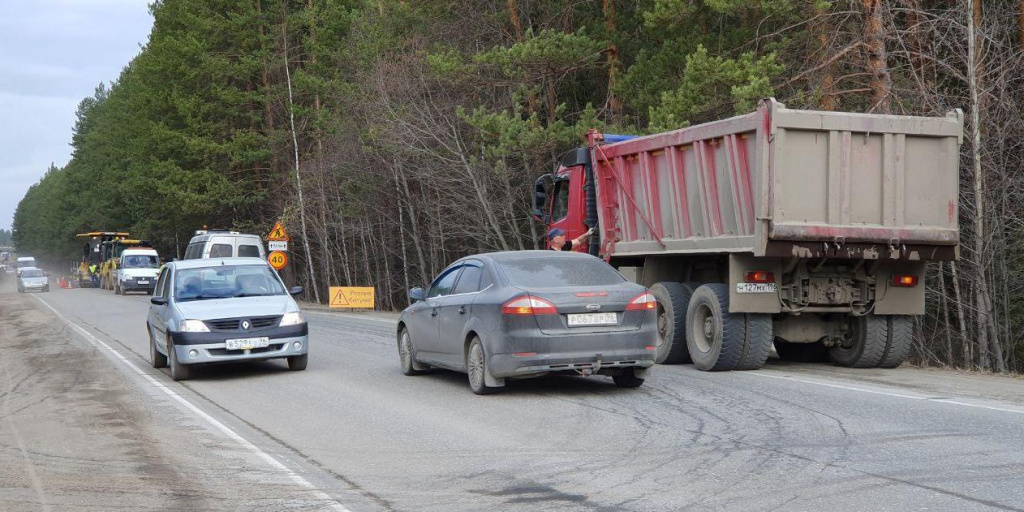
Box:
[21,269,45,278]
[175,265,286,302]
[499,257,625,288]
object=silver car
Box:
[146,258,308,381]
[17,267,49,293]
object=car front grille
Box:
[205,316,282,331]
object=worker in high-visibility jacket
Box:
[89,264,99,287]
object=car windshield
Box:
[174,264,286,302]
[124,255,159,268]
[499,257,625,288]
[21,269,44,278]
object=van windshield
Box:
[175,264,286,302]
[124,255,159,268]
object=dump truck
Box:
[533,99,962,371]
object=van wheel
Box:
[287,354,308,371]
[168,338,191,381]
[830,315,887,368]
[467,338,497,395]
[877,316,913,368]
[686,284,773,371]
[650,282,694,364]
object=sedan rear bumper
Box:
[487,327,657,378]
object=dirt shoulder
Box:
[0,282,342,511]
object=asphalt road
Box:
[3,279,1024,511]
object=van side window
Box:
[238,245,261,258]
[209,244,232,258]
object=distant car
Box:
[182,230,266,260]
[146,257,308,381]
[17,267,49,293]
[397,251,657,394]
[115,247,160,295]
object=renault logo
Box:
[586,304,601,311]
[241,320,250,330]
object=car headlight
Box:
[279,312,305,326]
[179,320,210,332]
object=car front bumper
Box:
[487,327,658,378]
[170,324,309,365]
[123,283,155,292]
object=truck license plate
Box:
[736,283,777,294]
[225,337,270,351]
[567,313,618,326]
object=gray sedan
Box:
[398,251,658,394]
[17,267,49,293]
[146,258,308,381]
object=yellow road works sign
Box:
[268,221,290,241]
[330,287,375,309]
[268,251,288,270]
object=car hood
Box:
[174,296,297,320]
[122,268,159,278]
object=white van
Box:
[115,248,161,295]
[16,256,37,276]
[182,230,266,260]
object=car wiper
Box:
[235,293,274,297]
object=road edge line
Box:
[32,295,352,512]
[750,370,1024,415]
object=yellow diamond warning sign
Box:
[329,287,375,309]
[268,221,290,241]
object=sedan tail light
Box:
[626,291,657,311]
[501,295,558,315]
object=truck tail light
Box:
[502,295,558,315]
[745,271,774,283]
[892,274,918,287]
[626,291,657,311]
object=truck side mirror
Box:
[532,174,552,222]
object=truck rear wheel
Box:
[686,284,773,371]
[877,316,913,368]
[650,282,694,364]
[830,315,887,368]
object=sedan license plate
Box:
[138,280,150,285]
[225,337,270,351]
[567,312,618,327]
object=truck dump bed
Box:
[590,99,963,261]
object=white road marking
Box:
[33,295,351,512]
[751,370,1024,416]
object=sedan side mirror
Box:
[150,297,167,306]
[289,286,304,296]
[408,287,424,302]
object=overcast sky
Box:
[0,0,153,231]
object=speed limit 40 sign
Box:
[268,251,288,270]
